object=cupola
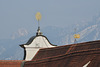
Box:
[20,12,56,60]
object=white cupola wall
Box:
[20,27,56,61]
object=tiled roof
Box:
[24,51,100,67]
[33,45,71,60]
[33,40,100,60]
[0,60,25,67]
[24,40,100,67]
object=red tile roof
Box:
[24,48,100,67]
[33,40,100,60]
[0,60,25,67]
[24,40,100,67]
[33,44,71,60]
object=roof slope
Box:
[24,48,100,67]
[24,40,100,67]
[0,60,25,67]
[33,45,71,60]
[33,40,100,60]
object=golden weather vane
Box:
[35,12,42,28]
[35,12,42,35]
[74,34,80,39]
[74,28,80,44]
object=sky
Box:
[0,0,100,39]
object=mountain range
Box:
[0,14,100,60]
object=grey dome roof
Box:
[25,36,35,45]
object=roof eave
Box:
[20,44,25,48]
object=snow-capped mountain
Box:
[11,28,28,40]
[59,15,100,45]
[0,14,100,60]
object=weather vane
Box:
[74,28,80,44]
[35,12,42,35]
[35,12,42,28]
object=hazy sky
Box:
[0,0,100,39]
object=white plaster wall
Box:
[25,47,39,60]
[24,36,55,61]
